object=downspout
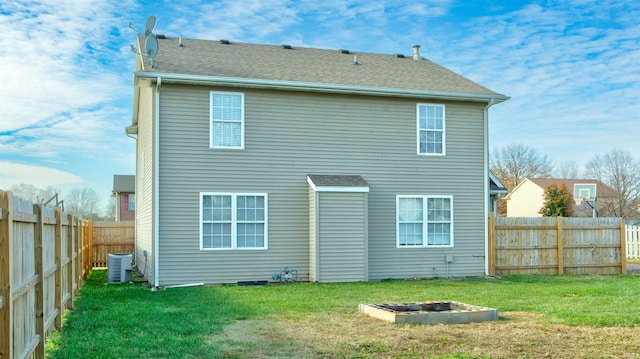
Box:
[154,76,161,287]
[125,131,138,267]
[483,97,495,276]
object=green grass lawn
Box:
[46,270,640,358]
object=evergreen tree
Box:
[539,182,574,217]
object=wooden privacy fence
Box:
[91,221,135,267]
[0,191,90,359]
[627,225,640,259]
[488,215,625,275]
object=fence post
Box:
[83,221,93,279]
[557,217,563,275]
[620,219,626,274]
[488,212,495,275]
[54,207,63,330]
[0,192,13,359]
[75,217,82,294]
[33,204,45,359]
[67,213,75,309]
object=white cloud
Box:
[163,0,300,42]
[1,0,637,191]
[0,106,133,160]
[0,0,134,132]
[392,1,452,17]
[419,1,640,167]
[0,161,83,189]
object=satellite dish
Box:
[144,16,156,36]
[129,15,159,68]
[145,35,159,58]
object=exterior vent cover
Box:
[108,253,133,284]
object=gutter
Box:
[483,98,496,276]
[133,72,510,103]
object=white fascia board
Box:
[313,186,370,193]
[134,72,510,103]
[306,176,369,193]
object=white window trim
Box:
[199,192,268,250]
[416,103,446,156]
[396,195,454,248]
[209,91,245,149]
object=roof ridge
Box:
[134,36,507,100]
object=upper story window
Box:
[396,195,453,248]
[417,104,445,155]
[210,91,244,149]
[200,193,268,250]
[128,194,136,211]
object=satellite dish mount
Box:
[129,15,159,68]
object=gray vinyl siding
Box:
[134,86,155,283]
[316,192,368,282]
[156,84,487,284]
[308,188,318,281]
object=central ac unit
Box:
[108,253,133,284]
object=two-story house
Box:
[504,178,617,217]
[127,35,508,286]
[112,175,135,221]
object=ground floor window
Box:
[200,193,267,250]
[397,195,453,247]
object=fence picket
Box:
[0,191,14,359]
[0,191,86,359]
[91,222,135,267]
[627,225,640,259]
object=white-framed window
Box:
[128,194,136,211]
[417,103,445,155]
[210,91,244,149]
[200,193,267,250]
[396,195,453,248]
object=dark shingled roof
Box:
[136,36,507,99]
[307,175,369,188]
[113,175,135,193]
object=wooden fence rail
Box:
[0,191,89,359]
[627,225,640,259]
[489,214,625,275]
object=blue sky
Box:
[1,0,638,212]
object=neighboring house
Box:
[112,175,136,221]
[127,36,508,285]
[489,172,510,215]
[504,178,616,217]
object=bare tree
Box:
[66,187,101,219]
[490,144,554,216]
[9,183,61,204]
[9,183,39,201]
[586,149,640,218]
[556,160,581,179]
[104,196,116,221]
[490,143,554,189]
